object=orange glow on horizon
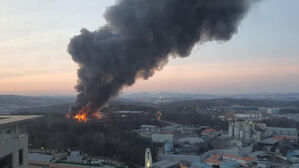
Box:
[0,71,76,94]
[1,58,299,94]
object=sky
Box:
[0,0,299,96]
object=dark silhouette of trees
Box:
[28,113,154,166]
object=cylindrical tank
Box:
[255,132,261,141]
[240,129,244,140]
[229,123,234,137]
[234,124,240,139]
[244,124,252,140]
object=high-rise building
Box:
[0,115,41,168]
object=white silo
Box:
[244,124,252,140]
[240,129,244,140]
[234,123,240,139]
[229,123,234,138]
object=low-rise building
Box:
[235,113,263,121]
[152,134,173,143]
[109,110,151,121]
[140,125,160,134]
[28,153,53,163]
[267,108,281,114]
[204,153,254,166]
[266,127,298,142]
[201,129,216,136]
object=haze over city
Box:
[2,1,299,168]
[1,0,299,96]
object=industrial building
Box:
[0,115,41,168]
[234,113,263,121]
[266,127,298,142]
[204,154,254,166]
[228,121,254,140]
[140,125,160,134]
[109,110,152,121]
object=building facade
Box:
[266,127,298,142]
[152,134,173,143]
[0,115,41,168]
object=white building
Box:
[266,127,297,136]
[266,127,298,142]
[0,115,41,168]
[235,113,263,121]
[140,125,160,134]
[267,108,281,114]
[152,134,173,143]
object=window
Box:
[19,149,23,165]
[4,127,16,136]
[0,154,12,168]
[5,129,11,134]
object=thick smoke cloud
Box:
[68,0,258,117]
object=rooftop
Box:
[153,160,180,168]
[202,128,216,133]
[287,150,299,157]
[0,115,42,128]
[267,127,297,131]
[204,159,221,165]
[158,154,201,162]
[112,111,144,114]
[29,153,53,162]
[141,124,159,128]
[258,138,279,145]
[204,154,254,165]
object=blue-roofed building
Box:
[192,161,210,168]
[287,150,299,163]
[287,150,299,157]
[28,153,53,162]
[164,141,173,153]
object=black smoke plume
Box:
[68,0,258,117]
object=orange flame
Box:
[74,113,88,122]
[67,107,103,122]
[92,111,103,120]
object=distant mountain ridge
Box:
[119,92,299,103]
[2,92,299,114]
[0,95,74,113]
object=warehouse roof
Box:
[258,138,279,145]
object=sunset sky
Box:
[1,0,299,95]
